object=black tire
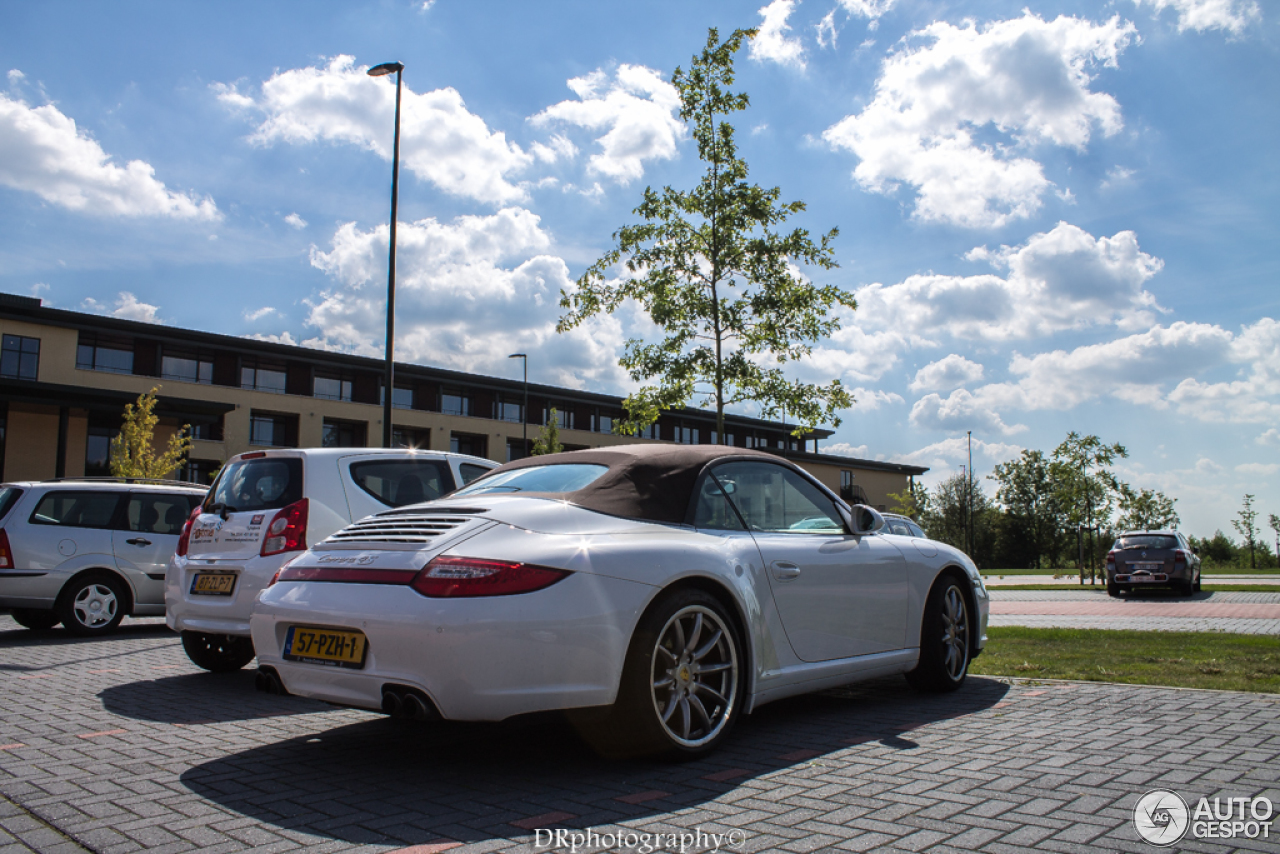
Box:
[1178,580,1195,597]
[1107,581,1120,598]
[573,589,744,759]
[1193,574,1202,593]
[10,608,61,630]
[182,631,256,672]
[57,573,127,636]
[905,574,972,693]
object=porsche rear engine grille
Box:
[326,514,474,544]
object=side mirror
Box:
[840,503,885,535]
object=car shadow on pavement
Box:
[100,671,328,724]
[179,675,1009,848]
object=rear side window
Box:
[459,463,491,485]
[30,491,122,529]
[207,457,303,513]
[125,494,198,535]
[349,460,452,507]
[0,487,24,521]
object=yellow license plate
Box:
[190,572,237,596]
[283,625,368,669]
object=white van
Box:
[166,448,496,671]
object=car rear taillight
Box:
[0,529,12,569]
[275,566,417,585]
[175,505,202,557]
[410,556,569,598]
[1174,550,1187,563]
[262,499,308,557]
[1106,552,1115,565]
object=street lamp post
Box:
[368,60,404,448]
[508,353,527,456]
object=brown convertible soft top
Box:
[463,443,787,524]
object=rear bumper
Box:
[166,554,282,636]
[1109,565,1195,585]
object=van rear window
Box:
[0,487,23,521]
[349,460,452,507]
[1115,535,1178,550]
[207,457,303,513]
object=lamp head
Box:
[508,353,526,359]
[367,62,404,77]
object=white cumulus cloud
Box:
[0,92,218,219]
[909,388,1028,435]
[823,442,870,458]
[82,292,163,323]
[751,0,806,69]
[283,213,307,229]
[1132,0,1261,35]
[216,55,532,204]
[858,222,1164,342]
[909,354,985,392]
[301,208,626,390]
[823,13,1136,228]
[530,65,683,185]
[836,0,897,24]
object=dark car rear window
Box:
[207,457,303,513]
[350,460,452,507]
[1115,535,1179,550]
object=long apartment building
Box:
[0,294,926,508]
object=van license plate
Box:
[283,626,367,669]
[190,573,237,596]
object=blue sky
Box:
[1,0,1276,539]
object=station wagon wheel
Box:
[57,573,127,636]
[905,575,971,692]
[571,589,743,759]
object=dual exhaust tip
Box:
[382,685,439,721]
[254,667,437,722]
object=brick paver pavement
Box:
[2,614,1278,854]
[989,590,1280,634]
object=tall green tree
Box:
[1232,494,1259,569]
[1050,432,1128,581]
[921,472,998,566]
[531,408,564,456]
[557,28,854,441]
[887,482,929,520]
[991,449,1063,570]
[109,387,192,479]
[1116,485,1180,531]
[1271,514,1280,568]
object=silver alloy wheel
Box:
[650,605,739,748]
[941,585,969,681]
[72,583,119,628]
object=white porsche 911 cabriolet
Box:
[250,444,989,757]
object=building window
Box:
[506,438,529,462]
[676,425,699,445]
[189,418,223,442]
[180,459,220,485]
[381,385,414,410]
[313,374,353,401]
[542,406,574,430]
[85,427,116,476]
[249,412,294,447]
[76,335,133,375]
[441,390,472,417]
[322,418,366,448]
[161,353,212,384]
[712,431,734,446]
[392,426,430,449]
[495,394,523,423]
[241,361,287,394]
[1,334,40,380]
[593,413,614,434]
[450,432,486,457]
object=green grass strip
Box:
[970,626,1280,694]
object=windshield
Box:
[1115,535,1178,550]
[454,464,608,496]
[206,457,303,513]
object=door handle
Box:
[126,538,152,546]
[771,561,801,581]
